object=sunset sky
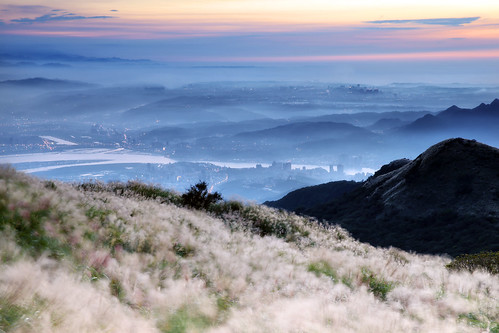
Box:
[1,1,499,83]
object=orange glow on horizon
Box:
[2,0,499,29]
[168,49,499,63]
[2,0,499,62]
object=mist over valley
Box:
[2,66,499,202]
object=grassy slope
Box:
[0,166,498,332]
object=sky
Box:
[1,1,499,83]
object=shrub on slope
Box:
[447,251,499,275]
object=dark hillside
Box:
[264,180,360,212]
[270,138,499,257]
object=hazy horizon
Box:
[2,1,499,85]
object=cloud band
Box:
[366,17,480,27]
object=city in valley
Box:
[2,78,498,201]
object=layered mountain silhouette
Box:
[0,77,93,90]
[311,111,431,127]
[235,121,373,143]
[367,118,409,132]
[122,96,253,124]
[401,98,499,133]
[267,138,499,256]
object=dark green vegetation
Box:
[181,181,222,210]
[447,251,499,275]
[78,180,222,211]
[78,180,309,242]
[268,138,499,257]
[78,180,182,205]
[209,201,310,241]
[0,296,46,332]
[361,268,395,301]
[0,298,28,332]
[458,313,499,333]
[157,307,213,333]
[0,185,71,260]
[307,261,337,282]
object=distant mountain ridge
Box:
[267,138,499,256]
[402,98,499,132]
[236,121,372,143]
[0,52,152,64]
[440,98,499,118]
[310,111,432,127]
[0,77,94,90]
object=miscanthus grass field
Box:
[0,166,498,332]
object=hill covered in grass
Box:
[268,138,499,257]
[0,166,498,332]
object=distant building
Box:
[329,164,344,175]
[271,161,281,169]
[271,161,292,170]
[337,164,344,175]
